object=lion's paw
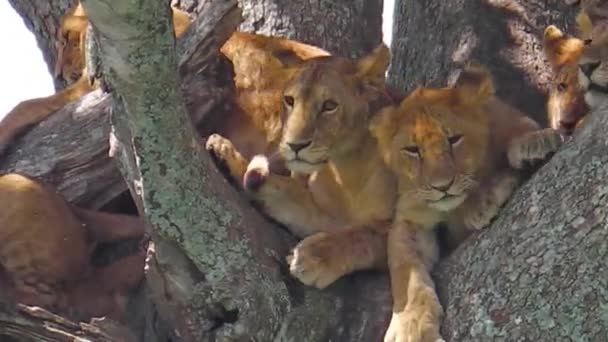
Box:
[205,133,247,181]
[464,174,519,231]
[286,232,345,289]
[383,311,444,342]
[243,155,270,192]
[508,128,562,170]
[205,134,238,164]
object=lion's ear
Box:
[355,43,391,83]
[369,105,398,155]
[543,25,584,69]
[453,61,495,106]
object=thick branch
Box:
[0,300,133,342]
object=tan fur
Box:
[577,1,608,112]
[0,2,193,156]
[543,25,588,136]
[371,63,561,342]
[205,31,331,178]
[208,45,399,288]
[0,173,146,320]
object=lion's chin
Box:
[286,159,326,174]
[428,194,467,212]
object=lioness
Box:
[370,63,562,342]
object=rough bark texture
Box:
[0,298,134,342]
[7,0,74,90]
[389,0,578,126]
[238,0,384,57]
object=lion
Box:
[0,2,193,156]
[0,173,147,320]
[576,0,608,113]
[207,44,401,288]
[203,31,331,178]
[543,25,588,136]
[369,63,562,342]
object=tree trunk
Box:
[390,0,608,339]
[238,0,384,57]
[389,0,578,125]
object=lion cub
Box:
[576,0,608,112]
[543,1,608,137]
[208,44,399,288]
[0,173,146,320]
[370,63,562,342]
[543,25,587,136]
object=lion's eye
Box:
[401,146,420,158]
[322,100,338,112]
[584,39,593,46]
[284,96,295,107]
[557,82,567,92]
[448,134,463,147]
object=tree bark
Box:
[238,0,384,57]
[389,0,578,126]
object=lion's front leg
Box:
[507,128,562,169]
[205,133,249,184]
[385,222,444,342]
[461,171,520,231]
[287,223,389,288]
[243,155,342,237]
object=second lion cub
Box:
[371,63,562,342]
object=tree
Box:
[1,0,605,341]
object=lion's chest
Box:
[308,167,396,226]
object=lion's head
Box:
[543,25,588,136]
[53,2,88,84]
[577,4,608,111]
[279,44,392,174]
[369,62,494,212]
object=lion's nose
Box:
[430,177,454,192]
[287,141,312,153]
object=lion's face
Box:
[53,4,88,84]
[279,44,391,174]
[543,25,588,136]
[371,63,493,212]
[578,21,608,111]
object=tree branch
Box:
[0,299,133,342]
